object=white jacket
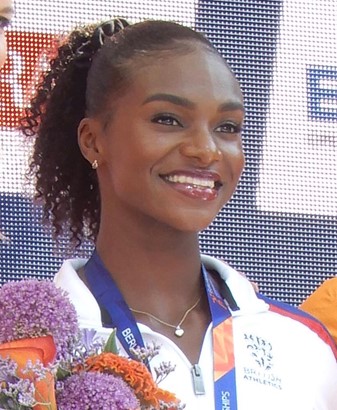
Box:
[55,255,337,410]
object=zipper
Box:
[191,364,205,395]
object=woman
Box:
[20,18,337,409]
[0,0,13,69]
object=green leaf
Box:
[56,366,71,381]
[103,328,118,354]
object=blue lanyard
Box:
[202,265,238,410]
[84,250,146,360]
[84,251,237,409]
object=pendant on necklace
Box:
[174,326,184,337]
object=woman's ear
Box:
[77,117,103,166]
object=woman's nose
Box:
[179,128,223,166]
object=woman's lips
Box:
[161,171,222,201]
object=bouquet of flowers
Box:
[0,279,184,409]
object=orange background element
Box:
[0,30,55,128]
[300,277,337,347]
[213,317,235,382]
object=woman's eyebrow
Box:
[142,93,196,109]
[218,101,245,114]
[143,93,245,115]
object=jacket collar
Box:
[201,255,269,316]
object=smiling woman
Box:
[19,18,337,409]
[77,46,245,235]
[0,0,13,69]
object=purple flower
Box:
[59,329,105,372]
[0,356,18,382]
[79,328,104,355]
[0,363,36,408]
[0,279,79,360]
[56,372,140,410]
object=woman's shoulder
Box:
[54,258,103,330]
[202,255,337,355]
[201,254,269,316]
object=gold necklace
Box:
[130,297,201,337]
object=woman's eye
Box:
[216,122,243,134]
[151,115,181,127]
[0,16,11,31]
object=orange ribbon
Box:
[0,335,57,409]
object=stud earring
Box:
[91,159,98,170]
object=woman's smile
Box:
[160,170,223,201]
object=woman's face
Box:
[0,0,14,69]
[86,46,245,232]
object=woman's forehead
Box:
[128,48,242,101]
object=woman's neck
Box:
[95,216,202,312]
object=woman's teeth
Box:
[165,175,216,189]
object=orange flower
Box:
[84,353,179,409]
[0,335,57,410]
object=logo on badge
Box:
[244,333,273,371]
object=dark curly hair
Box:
[20,18,223,246]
